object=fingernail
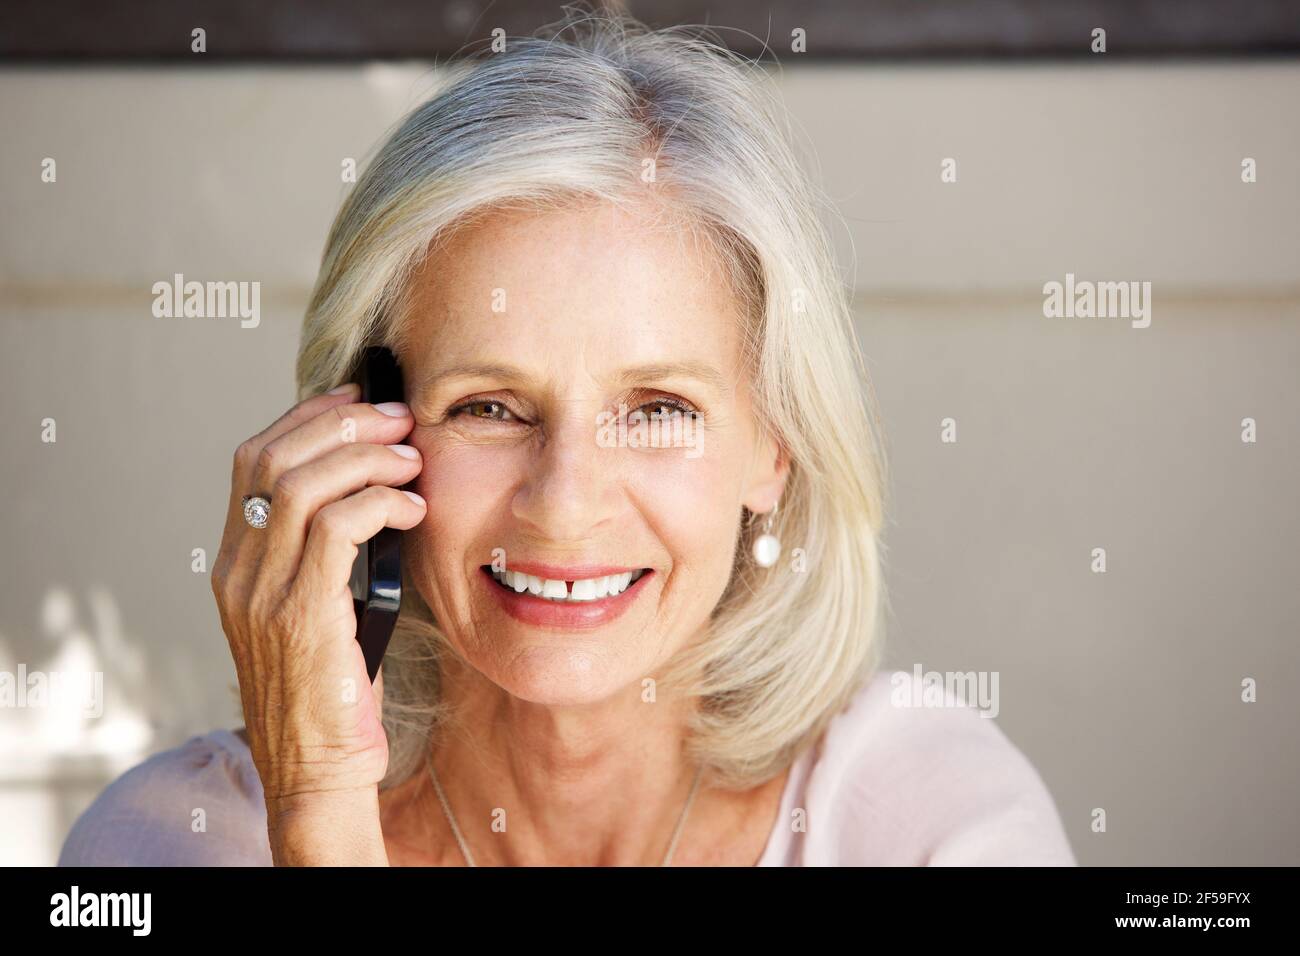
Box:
[328,383,358,395]
[403,490,426,505]
[389,444,419,459]
[374,402,409,417]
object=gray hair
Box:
[296,6,888,791]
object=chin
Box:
[485,645,638,707]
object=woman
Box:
[59,11,1075,866]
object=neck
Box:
[400,652,706,866]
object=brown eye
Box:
[639,397,695,419]
[447,398,522,424]
[465,400,508,420]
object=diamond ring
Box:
[242,495,271,529]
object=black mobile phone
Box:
[350,345,405,683]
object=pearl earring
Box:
[752,500,782,568]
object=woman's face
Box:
[399,199,787,705]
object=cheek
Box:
[405,431,519,568]
[624,443,743,580]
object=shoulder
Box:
[799,669,1077,865]
[58,728,272,866]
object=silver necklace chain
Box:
[428,759,706,867]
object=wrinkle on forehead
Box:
[398,197,749,397]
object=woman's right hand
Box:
[209,382,426,864]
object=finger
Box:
[219,383,362,566]
[231,383,361,502]
[221,397,412,595]
[257,441,424,586]
[290,485,427,616]
[249,400,414,503]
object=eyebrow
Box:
[412,360,732,396]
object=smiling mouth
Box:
[481,566,651,603]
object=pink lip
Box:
[479,566,654,629]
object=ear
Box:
[741,427,790,514]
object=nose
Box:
[510,404,625,542]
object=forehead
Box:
[399,199,747,386]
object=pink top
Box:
[58,670,1076,866]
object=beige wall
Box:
[2,61,1297,865]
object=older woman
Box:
[60,12,1074,867]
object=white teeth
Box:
[491,568,646,602]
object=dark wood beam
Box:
[1,1,1297,61]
